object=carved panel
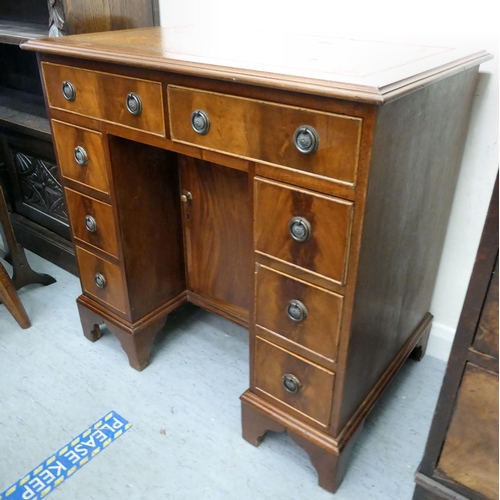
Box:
[48,0,67,37]
[13,150,68,222]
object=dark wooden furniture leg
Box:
[410,317,432,361]
[241,397,362,493]
[77,296,168,370]
[0,261,31,329]
[0,187,56,290]
[241,398,287,446]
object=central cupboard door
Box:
[179,156,252,322]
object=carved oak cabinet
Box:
[23,29,491,493]
[0,0,158,273]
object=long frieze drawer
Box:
[255,264,343,362]
[76,246,127,314]
[254,178,353,284]
[42,62,165,136]
[52,120,109,194]
[254,337,335,426]
[65,188,119,258]
[168,85,362,186]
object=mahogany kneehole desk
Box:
[23,28,491,494]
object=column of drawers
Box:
[51,120,128,316]
[168,84,362,430]
[252,179,354,428]
[44,62,167,323]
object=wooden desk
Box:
[23,28,491,493]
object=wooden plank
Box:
[0,20,48,45]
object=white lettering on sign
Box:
[64,449,81,464]
[27,477,44,492]
[39,469,55,484]
[92,429,107,442]
[21,486,35,499]
[81,435,96,448]
[20,461,67,498]
[1,411,131,500]
[74,444,88,456]
[48,461,66,477]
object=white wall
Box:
[158,0,499,361]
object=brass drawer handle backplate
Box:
[126,93,142,116]
[84,215,97,233]
[191,109,210,135]
[62,81,76,101]
[287,300,308,322]
[289,217,312,242]
[74,146,88,166]
[293,126,319,154]
[282,374,302,394]
[94,273,107,289]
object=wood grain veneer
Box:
[52,120,110,195]
[108,137,186,323]
[255,264,343,362]
[414,176,498,500]
[24,28,492,495]
[436,363,498,498]
[254,178,353,285]
[76,245,127,314]
[42,62,166,136]
[22,27,492,103]
[254,336,335,427]
[64,187,118,258]
[180,156,252,322]
[168,85,362,185]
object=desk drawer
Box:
[65,188,118,258]
[42,62,165,136]
[76,246,127,314]
[254,337,335,426]
[168,85,361,185]
[255,265,343,361]
[52,121,109,194]
[254,178,353,284]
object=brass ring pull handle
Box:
[94,273,107,289]
[293,126,319,154]
[62,81,76,101]
[74,146,88,166]
[84,215,97,233]
[180,190,193,203]
[287,300,308,322]
[289,217,312,242]
[191,110,210,135]
[282,374,302,394]
[126,93,142,116]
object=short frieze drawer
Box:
[254,178,353,285]
[43,62,165,136]
[254,336,335,427]
[255,264,343,362]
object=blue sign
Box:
[1,411,131,500]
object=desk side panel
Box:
[337,67,480,433]
[108,136,186,322]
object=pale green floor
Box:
[0,251,446,500]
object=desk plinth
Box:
[23,28,491,493]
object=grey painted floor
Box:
[0,251,446,499]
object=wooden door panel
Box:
[180,156,251,320]
[436,363,499,498]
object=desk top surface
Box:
[23,26,492,104]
